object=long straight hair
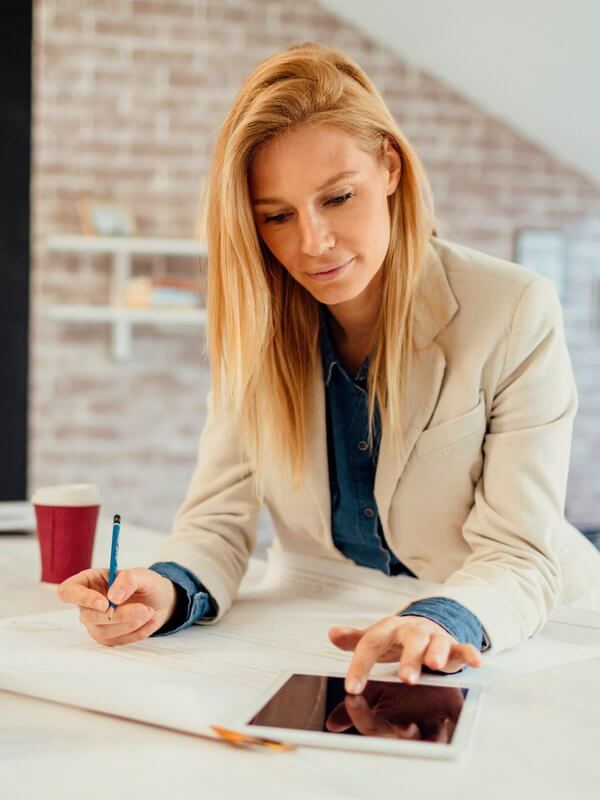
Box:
[201,42,438,502]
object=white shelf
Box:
[47,233,208,257]
[46,233,209,360]
[48,305,207,325]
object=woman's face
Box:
[249,125,401,306]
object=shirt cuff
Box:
[398,597,486,674]
[148,561,218,637]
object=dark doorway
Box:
[0,4,31,498]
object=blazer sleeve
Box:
[396,276,579,655]
[151,388,262,624]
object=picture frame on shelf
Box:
[513,227,567,301]
[78,197,137,237]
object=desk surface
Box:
[1,522,599,800]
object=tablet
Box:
[227,670,483,759]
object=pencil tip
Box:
[113,514,121,524]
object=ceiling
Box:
[318,0,600,185]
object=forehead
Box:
[249,125,374,193]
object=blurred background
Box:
[3,0,600,555]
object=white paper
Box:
[1,547,600,739]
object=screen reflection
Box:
[248,674,467,744]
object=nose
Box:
[298,208,335,257]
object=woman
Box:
[58,42,600,694]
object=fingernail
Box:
[94,598,106,610]
[146,606,155,617]
[110,589,125,602]
[346,678,364,694]
[403,670,417,683]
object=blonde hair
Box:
[201,41,438,502]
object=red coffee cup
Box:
[31,484,101,584]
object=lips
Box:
[307,258,354,276]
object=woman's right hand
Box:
[57,567,178,647]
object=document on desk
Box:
[1,547,600,740]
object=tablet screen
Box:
[247,674,469,744]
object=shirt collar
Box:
[318,304,370,386]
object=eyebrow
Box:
[251,170,359,206]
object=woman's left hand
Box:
[328,614,483,694]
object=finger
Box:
[456,643,483,667]
[397,627,431,684]
[344,694,397,737]
[325,701,354,733]
[344,695,418,739]
[393,722,421,740]
[80,602,155,627]
[345,617,400,694]
[106,568,137,606]
[99,615,163,647]
[423,633,452,671]
[328,626,365,651]
[58,572,110,611]
[106,567,155,607]
[443,643,483,672]
[93,613,157,641]
[433,717,455,743]
[90,617,150,640]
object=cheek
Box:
[257,228,289,264]
[259,230,306,278]
[273,237,296,265]
[265,235,300,276]
[347,191,390,252]
[363,194,390,244]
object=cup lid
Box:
[31,483,101,507]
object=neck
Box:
[325,269,383,347]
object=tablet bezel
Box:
[225,669,484,759]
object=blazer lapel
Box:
[305,240,459,551]
[373,343,447,535]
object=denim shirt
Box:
[320,306,409,574]
[149,306,486,657]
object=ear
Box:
[382,136,402,196]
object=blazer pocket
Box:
[416,391,486,457]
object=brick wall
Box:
[30,0,600,551]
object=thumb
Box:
[328,626,365,651]
[107,567,151,604]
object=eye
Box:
[262,191,355,225]
[327,191,354,206]
[263,211,288,225]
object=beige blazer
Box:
[153,237,600,656]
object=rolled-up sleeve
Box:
[148,561,218,636]
[398,597,484,651]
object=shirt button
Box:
[363,507,375,518]
[357,440,368,451]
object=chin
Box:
[320,280,369,306]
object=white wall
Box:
[320,0,600,185]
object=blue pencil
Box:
[107,514,121,613]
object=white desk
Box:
[1,523,600,800]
